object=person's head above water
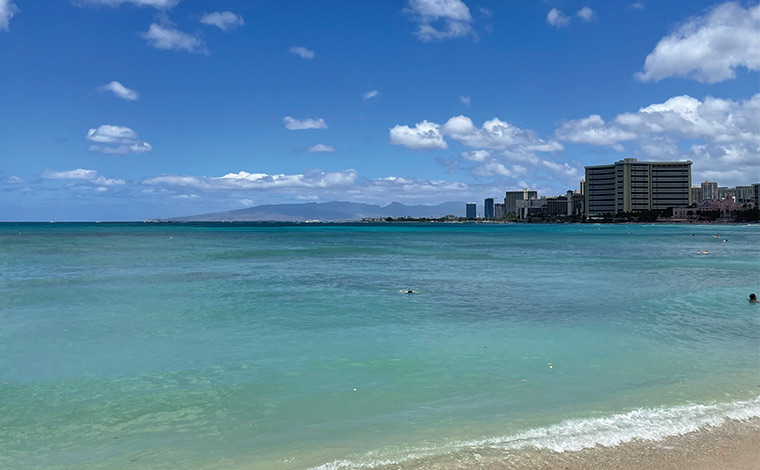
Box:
[750,293,758,302]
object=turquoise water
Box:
[1,223,758,469]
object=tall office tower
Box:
[691,186,703,205]
[585,158,692,217]
[504,189,537,214]
[734,186,754,204]
[466,203,477,219]
[701,181,718,200]
[484,198,495,219]
[494,203,506,218]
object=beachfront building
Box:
[494,203,506,219]
[585,158,692,217]
[691,186,704,205]
[578,180,586,196]
[466,203,477,220]
[734,185,756,204]
[516,197,547,220]
[755,184,760,207]
[484,198,495,219]
[504,189,537,215]
[701,181,718,200]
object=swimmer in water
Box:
[750,293,759,303]
[406,288,415,294]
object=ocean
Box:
[1,222,758,469]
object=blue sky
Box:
[1,0,758,220]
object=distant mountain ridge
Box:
[176,201,466,222]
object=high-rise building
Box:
[484,198,495,219]
[691,186,703,205]
[701,181,718,200]
[585,158,692,216]
[494,203,506,218]
[504,189,537,214]
[734,185,755,204]
[466,203,477,219]
[579,180,586,196]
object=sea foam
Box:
[311,395,760,469]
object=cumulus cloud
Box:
[636,2,760,83]
[390,120,448,150]
[289,46,315,59]
[391,115,575,184]
[41,169,125,185]
[546,8,570,28]
[363,89,380,100]
[556,93,760,185]
[284,116,328,130]
[0,0,18,32]
[79,0,179,9]
[308,144,336,153]
[98,81,139,101]
[144,169,358,191]
[142,22,208,54]
[86,125,152,154]
[555,114,637,149]
[405,0,474,41]
[200,11,244,31]
[576,6,596,22]
[391,115,564,155]
[461,149,490,162]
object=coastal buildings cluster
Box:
[468,158,759,222]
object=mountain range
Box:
[176,201,467,222]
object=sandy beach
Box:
[367,418,760,470]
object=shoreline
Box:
[358,418,760,470]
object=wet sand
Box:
[371,419,760,470]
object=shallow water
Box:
[0,222,758,469]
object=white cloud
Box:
[363,89,380,100]
[460,96,471,106]
[546,8,570,28]
[461,149,490,162]
[627,2,645,12]
[41,169,125,185]
[86,125,152,154]
[289,46,315,59]
[390,120,448,150]
[145,169,358,191]
[392,115,574,186]
[80,0,179,9]
[200,11,244,31]
[576,7,596,22]
[98,81,139,101]
[405,0,474,41]
[556,93,760,185]
[0,0,18,32]
[308,144,336,153]
[42,169,99,180]
[442,115,563,152]
[284,116,328,130]
[636,2,760,83]
[556,114,637,148]
[142,22,208,54]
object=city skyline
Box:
[1,0,759,221]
